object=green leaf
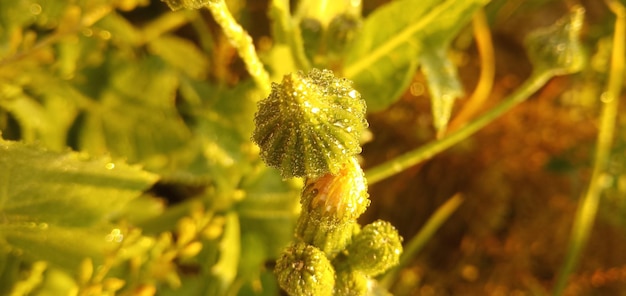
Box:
[0,252,21,295]
[238,168,301,258]
[268,0,311,70]
[148,34,210,79]
[165,78,258,187]
[210,211,240,295]
[4,224,115,274]
[0,83,48,143]
[342,0,487,111]
[525,6,586,76]
[95,11,141,46]
[78,55,192,170]
[0,139,157,270]
[420,47,464,134]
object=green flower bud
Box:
[275,242,335,296]
[252,69,367,179]
[334,269,368,296]
[346,220,402,276]
[300,18,324,61]
[326,13,362,55]
[295,158,370,256]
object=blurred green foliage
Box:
[0,0,624,295]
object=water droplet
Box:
[600,92,613,103]
[292,261,304,270]
[38,223,49,230]
[105,228,124,243]
[82,28,93,37]
[348,89,358,99]
[99,30,111,40]
[410,82,425,96]
[30,4,42,15]
[310,188,319,197]
[105,163,115,170]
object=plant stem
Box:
[365,70,555,185]
[447,8,495,134]
[140,10,196,45]
[379,193,464,288]
[552,1,624,295]
[206,0,272,95]
[269,0,311,70]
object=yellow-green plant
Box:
[0,0,622,295]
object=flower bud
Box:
[334,269,368,296]
[275,242,335,296]
[326,13,362,55]
[295,158,369,256]
[346,220,402,276]
[252,69,367,179]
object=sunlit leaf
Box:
[95,11,141,46]
[420,47,464,134]
[148,34,210,79]
[342,0,487,111]
[0,139,157,270]
[165,78,258,187]
[238,167,301,258]
[0,67,98,151]
[210,212,240,295]
[525,6,586,75]
[78,55,191,170]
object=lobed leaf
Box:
[525,7,586,76]
[148,34,210,79]
[77,55,191,170]
[342,0,488,111]
[420,47,464,134]
[0,139,157,270]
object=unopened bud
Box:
[275,242,335,296]
[346,220,402,276]
[296,158,369,256]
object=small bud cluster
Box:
[254,69,402,295]
[299,14,363,65]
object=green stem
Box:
[206,0,272,95]
[269,0,311,70]
[379,194,464,288]
[140,10,195,44]
[365,70,555,185]
[552,1,624,295]
[191,12,215,54]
